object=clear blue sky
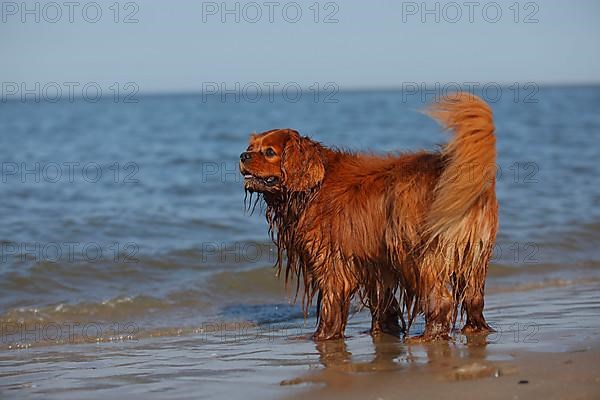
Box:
[1,0,599,94]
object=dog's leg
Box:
[408,278,453,342]
[423,283,453,340]
[462,285,493,334]
[313,288,352,341]
[369,288,401,336]
[461,240,494,334]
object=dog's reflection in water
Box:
[313,331,492,374]
[282,332,500,393]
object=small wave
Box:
[0,265,299,350]
[487,277,600,294]
[206,265,288,301]
[0,292,208,326]
[0,291,306,351]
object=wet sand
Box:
[288,281,600,400]
[288,344,600,400]
[1,281,599,399]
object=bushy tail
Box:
[425,92,496,240]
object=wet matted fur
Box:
[239,92,498,340]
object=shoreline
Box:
[1,280,599,399]
[2,265,599,352]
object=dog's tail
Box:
[424,92,496,240]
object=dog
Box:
[240,92,497,340]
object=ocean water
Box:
[1,87,600,398]
[1,85,600,339]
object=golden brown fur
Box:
[240,92,498,340]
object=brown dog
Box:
[240,93,497,340]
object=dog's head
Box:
[239,129,325,194]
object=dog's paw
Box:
[461,324,495,335]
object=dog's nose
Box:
[240,152,252,162]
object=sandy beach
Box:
[286,284,600,400]
[288,345,600,400]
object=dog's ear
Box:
[282,130,325,192]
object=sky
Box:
[1,0,599,94]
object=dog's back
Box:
[307,93,498,338]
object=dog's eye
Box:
[265,148,276,157]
